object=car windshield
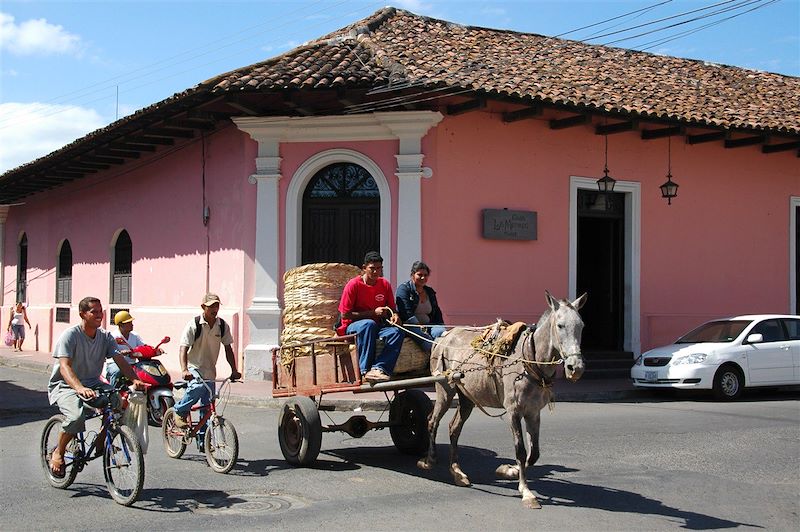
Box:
[675,320,752,344]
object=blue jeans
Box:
[174,368,215,421]
[346,319,405,375]
[404,317,446,353]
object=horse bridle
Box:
[519,310,578,387]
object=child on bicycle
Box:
[173,293,241,434]
[47,297,145,478]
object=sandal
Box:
[49,455,66,479]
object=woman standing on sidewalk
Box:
[7,302,31,351]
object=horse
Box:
[416,290,587,509]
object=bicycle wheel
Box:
[103,425,144,506]
[40,414,79,489]
[161,407,187,459]
[204,416,239,474]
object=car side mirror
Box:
[745,333,763,344]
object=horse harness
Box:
[446,320,566,416]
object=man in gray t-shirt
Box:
[46,297,144,479]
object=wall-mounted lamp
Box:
[659,135,679,205]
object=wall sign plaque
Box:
[482,209,537,240]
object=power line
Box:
[556,0,674,38]
[637,0,781,50]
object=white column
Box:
[0,206,8,308]
[378,112,442,280]
[234,123,284,380]
[395,154,426,274]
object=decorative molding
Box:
[233,111,444,376]
[233,111,443,145]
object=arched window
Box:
[301,163,380,266]
[16,233,27,303]
[56,240,73,304]
[111,230,132,304]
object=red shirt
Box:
[337,276,396,336]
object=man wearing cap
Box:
[173,293,241,428]
[105,310,145,388]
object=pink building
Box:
[1,8,798,380]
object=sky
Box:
[1,0,798,174]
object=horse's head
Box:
[544,290,588,382]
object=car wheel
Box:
[713,365,744,401]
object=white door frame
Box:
[569,176,641,355]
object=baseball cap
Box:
[202,293,222,306]
[113,310,134,325]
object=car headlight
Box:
[671,353,707,365]
[634,355,643,366]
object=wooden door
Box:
[302,163,380,266]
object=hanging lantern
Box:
[596,133,616,193]
[597,168,616,193]
[660,135,679,205]
[660,173,679,205]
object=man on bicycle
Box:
[173,293,241,428]
[47,297,145,478]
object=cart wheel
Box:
[389,389,432,456]
[278,397,322,467]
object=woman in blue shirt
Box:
[395,261,446,353]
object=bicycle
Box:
[161,377,239,474]
[40,387,145,506]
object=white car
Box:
[631,315,800,400]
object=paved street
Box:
[1,364,798,531]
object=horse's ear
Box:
[572,292,588,310]
[545,290,558,310]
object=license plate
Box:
[645,371,658,382]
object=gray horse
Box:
[417,291,587,509]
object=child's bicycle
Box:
[40,386,145,506]
[161,376,239,474]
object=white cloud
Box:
[0,12,82,56]
[0,102,106,173]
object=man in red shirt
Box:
[337,251,405,383]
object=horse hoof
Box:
[417,459,433,470]
[450,465,471,487]
[523,496,541,510]
[453,475,471,487]
[495,464,519,480]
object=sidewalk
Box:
[0,345,641,410]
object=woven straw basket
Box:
[280,262,360,363]
[390,338,429,374]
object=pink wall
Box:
[2,124,257,376]
[420,108,798,349]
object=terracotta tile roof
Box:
[205,7,800,134]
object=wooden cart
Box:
[272,334,458,466]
